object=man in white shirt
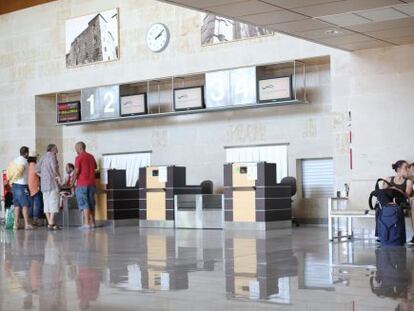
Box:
[10,146,33,230]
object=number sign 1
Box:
[81,85,120,121]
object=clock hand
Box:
[155,29,165,40]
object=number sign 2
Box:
[81,85,120,121]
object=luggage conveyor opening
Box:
[174,194,224,229]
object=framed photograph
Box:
[57,101,81,124]
[120,94,147,116]
[201,13,273,46]
[257,76,293,103]
[66,8,119,68]
[173,86,205,111]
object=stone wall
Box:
[331,44,414,210]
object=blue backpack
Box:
[369,179,407,247]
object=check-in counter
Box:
[106,169,139,225]
[95,175,108,222]
[224,162,292,230]
[139,166,201,228]
[174,194,223,229]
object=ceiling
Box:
[159,0,414,51]
[0,0,55,15]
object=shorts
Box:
[75,186,96,211]
[12,183,30,208]
[43,189,60,213]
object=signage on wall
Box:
[205,67,256,108]
[205,70,230,108]
[230,67,256,106]
[81,85,120,121]
[57,101,81,124]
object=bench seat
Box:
[328,197,377,241]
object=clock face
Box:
[146,23,170,53]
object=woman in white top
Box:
[9,146,34,230]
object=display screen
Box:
[258,76,292,102]
[174,87,204,111]
[57,101,81,123]
[240,167,247,174]
[152,170,159,177]
[120,94,147,116]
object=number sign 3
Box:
[81,85,120,121]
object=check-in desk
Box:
[95,175,108,223]
[139,166,201,228]
[224,162,292,230]
[174,194,224,229]
[106,169,139,225]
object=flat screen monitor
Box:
[120,93,147,116]
[258,76,292,103]
[57,101,81,124]
[173,87,205,111]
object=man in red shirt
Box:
[73,142,97,229]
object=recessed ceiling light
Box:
[325,29,342,35]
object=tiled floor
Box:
[0,226,412,310]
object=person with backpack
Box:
[388,161,414,244]
[385,160,413,197]
[370,178,409,246]
[407,163,414,181]
[7,146,34,230]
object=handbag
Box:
[5,207,14,230]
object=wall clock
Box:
[146,23,170,53]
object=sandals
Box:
[32,221,42,227]
[48,224,61,231]
[14,224,35,230]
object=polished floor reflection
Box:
[0,226,413,310]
